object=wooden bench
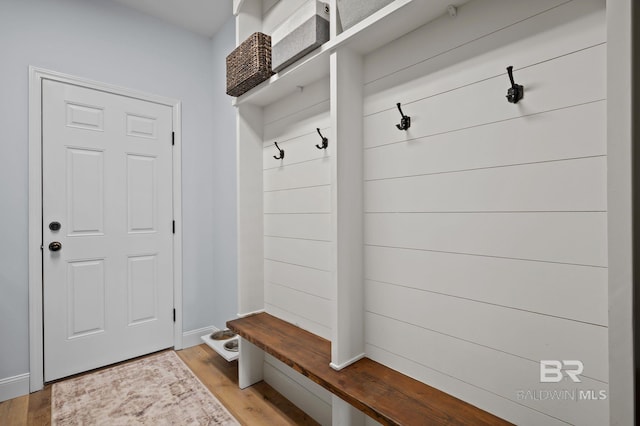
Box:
[227,312,512,426]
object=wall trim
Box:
[28,66,183,392]
[182,326,219,349]
[238,309,265,318]
[329,352,365,371]
[0,373,30,403]
[606,2,636,425]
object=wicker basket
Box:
[226,32,274,97]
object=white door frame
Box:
[28,67,183,392]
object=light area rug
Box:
[51,351,239,425]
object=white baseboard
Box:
[330,352,366,371]
[182,325,219,349]
[0,373,30,403]
[237,309,265,318]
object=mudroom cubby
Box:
[232,0,611,425]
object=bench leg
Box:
[238,338,264,389]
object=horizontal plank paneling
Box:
[364,0,574,84]
[266,282,332,329]
[264,185,331,214]
[264,157,331,192]
[262,74,333,426]
[263,130,332,170]
[265,259,332,300]
[366,280,607,381]
[265,213,331,242]
[365,245,607,326]
[264,78,330,126]
[364,0,604,105]
[263,361,333,426]
[365,344,572,426]
[360,1,608,424]
[262,0,307,35]
[366,313,609,426]
[265,354,333,405]
[264,236,331,271]
[265,303,331,340]
[363,44,605,149]
[365,212,607,267]
[365,156,606,213]
[264,99,330,140]
[364,100,605,181]
[364,417,383,426]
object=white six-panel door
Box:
[42,79,174,381]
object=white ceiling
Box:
[112,0,234,38]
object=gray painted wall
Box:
[209,18,239,330]
[0,0,237,381]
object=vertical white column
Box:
[234,0,266,387]
[235,0,262,42]
[606,1,635,425]
[238,339,265,389]
[236,102,265,387]
[329,48,365,372]
[329,0,340,39]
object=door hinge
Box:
[172,132,175,146]
[173,308,176,322]
[172,220,175,234]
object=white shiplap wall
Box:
[263,79,332,339]
[262,76,333,424]
[264,354,332,425]
[362,1,607,425]
[262,0,308,34]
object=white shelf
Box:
[200,333,239,362]
[232,0,468,107]
[331,0,468,55]
[233,44,331,107]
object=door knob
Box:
[49,241,62,252]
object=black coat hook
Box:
[273,142,284,160]
[395,103,411,131]
[315,128,328,150]
[506,66,524,104]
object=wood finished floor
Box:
[0,344,319,426]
